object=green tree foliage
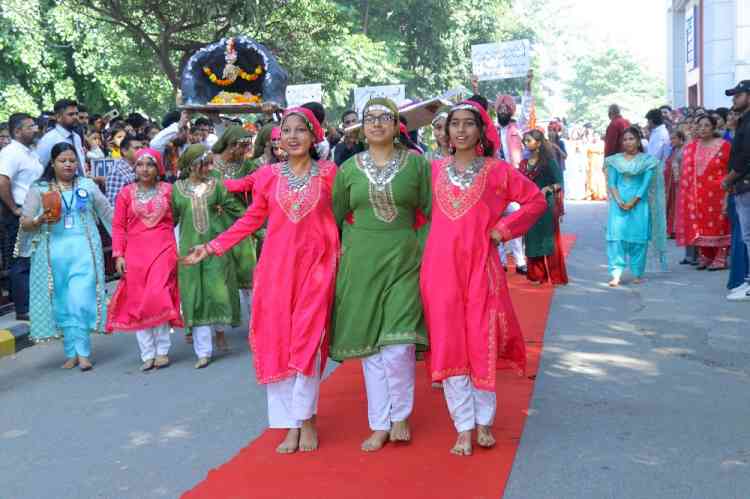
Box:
[565,48,666,131]
[0,0,534,121]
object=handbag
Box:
[41,190,62,223]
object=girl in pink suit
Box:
[420,101,546,456]
[182,108,339,454]
[106,148,183,371]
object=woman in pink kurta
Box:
[106,148,182,371]
[420,101,546,456]
[182,108,338,454]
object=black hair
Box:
[162,110,181,128]
[445,106,495,157]
[126,112,146,129]
[658,104,672,112]
[193,117,211,128]
[468,94,489,112]
[522,129,556,168]
[8,113,32,138]
[39,142,78,182]
[301,102,326,125]
[53,99,78,115]
[622,126,645,153]
[341,109,357,122]
[671,129,686,143]
[713,107,730,121]
[0,122,7,132]
[120,134,143,152]
[645,109,664,126]
[696,114,717,129]
[90,114,102,125]
[78,104,88,113]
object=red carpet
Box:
[183,235,576,499]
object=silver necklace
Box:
[280,161,319,192]
[446,157,485,189]
[214,157,241,179]
[359,150,405,192]
[135,184,159,202]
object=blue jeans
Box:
[735,191,750,283]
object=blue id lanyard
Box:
[59,180,75,229]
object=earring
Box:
[475,143,485,155]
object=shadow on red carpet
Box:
[182,235,576,499]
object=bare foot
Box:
[450,431,473,456]
[61,358,78,369]
[184,333,193,344]
[390,420,411,443]
[78,357,93,371]
[215,330,229,352]
[141,359,155,371]
[632,277,642,284]
[299,418,319,452]
[361,430,389,452]
[608,278,620,287]
[477,425,496,448]
[276,428,300,454]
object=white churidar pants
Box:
[135,324,171,362]
[498,202,526,267]
[443,375,497,433]
[362,344,416,431]
[192,325,214,359]
[266,351,321,429]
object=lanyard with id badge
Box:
[58,181,88,229]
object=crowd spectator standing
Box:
[604,104,630,157]
[0,113,44,320]
[722,80,750,301]
[37,99,86,176]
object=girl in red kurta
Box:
[106,148,182,371]
[420,101,546,456]
[677,115,731,270]
[182,108,339,454]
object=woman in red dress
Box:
[420,101,546,456]
[106,148,182,370]
[181,108,339,454]
[677,115,731,270]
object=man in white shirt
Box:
[0,113,44,320]
[646,108,671,161]
[36,99,86,175]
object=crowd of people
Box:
[2,75,747,456]
[602,80,750,301]
[0,69,573,456]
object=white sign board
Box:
[285,83,323,107]
[353,85,406,113]
[471,40,531,81]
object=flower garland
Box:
[203,65,263,87]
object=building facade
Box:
[667,0,750,109]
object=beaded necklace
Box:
[280,161,319,192]
[358,149,406,191]
[446,157,485,189]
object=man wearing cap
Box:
[721,80,750,301]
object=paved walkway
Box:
[1,201,748,498]
[506,201,750,499]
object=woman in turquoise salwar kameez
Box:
[604,127,664,287]
[19,143,112,371]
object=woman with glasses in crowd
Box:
[331,98,431,452]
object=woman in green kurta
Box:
[173,144,243,368]
[520,129,568,285]
[331,98,431,452]
[211,125,258,291]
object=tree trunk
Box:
[361,0,370,35]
